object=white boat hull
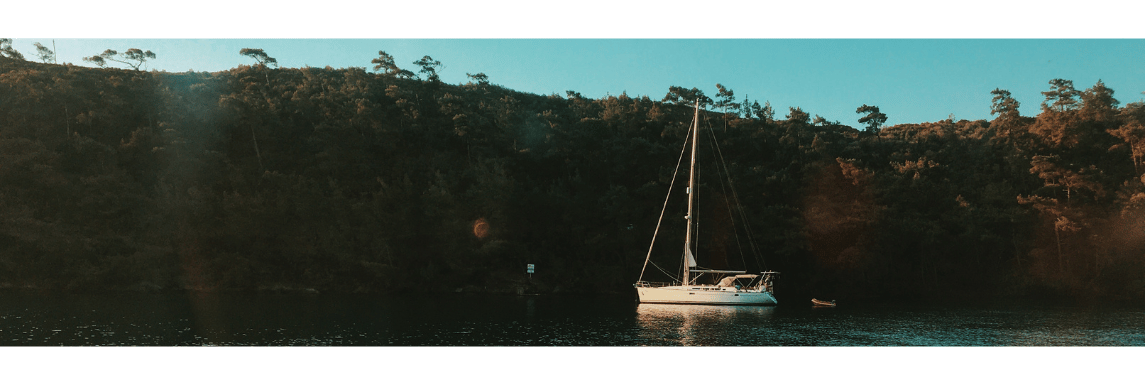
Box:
[636,285,777,305]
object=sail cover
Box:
[686,248,697,268]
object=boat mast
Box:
[684,100,699,286]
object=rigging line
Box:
[727,161,767,269]
[638,112,695,282]
[706,118,753,270]
[648,260,678,283]
[724,157,768,269]
[703,117,749,271]
[703,113,768,270]
[730,172,768,269]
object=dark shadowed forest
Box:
[2,45,1144,302]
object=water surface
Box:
[1,292,1141,346]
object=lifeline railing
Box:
[633,281,676,288]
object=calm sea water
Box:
[1,291,1142,346]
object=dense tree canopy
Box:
[1,54,1144,302]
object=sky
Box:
[6,2,1144,128]
[8,38,1142,127]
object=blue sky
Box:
[6,3,1145,127]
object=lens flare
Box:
[473,218,489,239]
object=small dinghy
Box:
[811,298,836,307]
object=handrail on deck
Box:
[633,281,676,288]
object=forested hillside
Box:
[2,51,1144,301]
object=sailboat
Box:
[634,100,779,305]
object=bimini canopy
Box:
[716,274,760,287]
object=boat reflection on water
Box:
[635,304,777,346]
